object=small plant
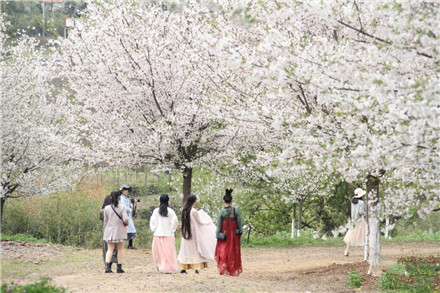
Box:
[379,255,440,292]
[347,270,362,288]
[1,277,66,293]
[386,262,406,275]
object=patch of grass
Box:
[240,228,439,249]
[2,253,98,284]
[241,231,344,248]
[1,277,66,293]
[386,263,406,275]
[347,270,362,288]
[1,233,49,244]
[1,260,33,280]
[387,229,440,243]
[379,255,440,292]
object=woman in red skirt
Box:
[215,188,243,276]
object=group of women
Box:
[102,188,243,277]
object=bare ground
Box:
[1,240,439,292]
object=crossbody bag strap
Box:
[111,205,124,223]
[223,210,230,232]
[233,207,239,228]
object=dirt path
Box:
[1,241,439,292]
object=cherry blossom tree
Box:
[267,161,335,238]
[44,0,440,273]
[56,0,265,202]
[1,29,84,222]
[231,0,439,273]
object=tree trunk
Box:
[297,200,303,237]
[385,217,390,239]
[364,186,369,261]
[1,197,5,224]
[366,174,381,270]
[182,167,192,203]
[291,203,296,238]
[291,218,295,238]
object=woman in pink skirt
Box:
[344,188,366,257]
[150,194,179,273]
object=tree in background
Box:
[56,0,264,202]
[0,25,83,224]
[2,0,86,39]
[64,0,87,18]
[268,161,335,238]
[242,1,439,274]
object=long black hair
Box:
[111,191,120,207]
[181,195,197,240]
[352,197,363,204]
[159,194,169,217]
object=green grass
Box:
[241,231,344,248]
[1,233,49,244]
[385,229,440,243]
[385,263,406,275]
[379,256,440,292]
[241,229,438,249]
[1,277,66,293]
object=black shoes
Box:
[180,269,198,274]
[105,262,113,273]
[117,264,125,273]
[105,262,125,273]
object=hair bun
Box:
[225,188,233,195]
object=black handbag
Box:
[217,231,227,240]
[217,216,228,240]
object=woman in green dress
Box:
[215,188,243,276]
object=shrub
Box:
[1,277,66,293]
[347,270,362,288]
[2,189,103,248]
[393,211,440,239]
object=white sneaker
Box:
[344,250,349,256]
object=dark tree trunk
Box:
[366,174,380,196]
[1,197,5,224]
[182,167,192,204]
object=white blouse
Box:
[150,207,178,237]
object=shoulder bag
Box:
[99,208,105,221]
[216,210,229,241]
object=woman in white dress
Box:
[177,195,216,274]
[150,194,179,273]
[344,188,366,256]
